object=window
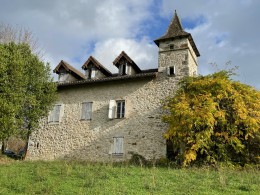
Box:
[81,102,93,120]
[169,45,174,50]
[167,66,175,76]
[108,100,125,119]
[59,73,69,82]
[86,68,96,79]
[119,64,127,75]
[113,137,124,155]
[116,100,125,118]
[48,105,62,123]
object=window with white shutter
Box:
[108,100,116,119]
[48,105,62,123]
[81,102,93,120]
[113,137,124,155]
[91,69,96,78]
[108,100,125,119]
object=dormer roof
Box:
[113,51,141,73]
[154,11,200,57]
[82,56,112,76]
[53,60,86,80]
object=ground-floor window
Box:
[113,137,124,155]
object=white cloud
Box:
[91,38,158,73]
[0,0,259,89]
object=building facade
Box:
[27,11,200,161]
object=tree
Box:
[163,70,260,166]
[0,22,40,55]
[0,42,56,154]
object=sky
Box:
[0,0,259,89]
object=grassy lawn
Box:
[0,157,259,194]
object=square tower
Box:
[154,11,200,77]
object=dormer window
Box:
[59,73,69,82]
[85,68,96,79]
[119,63,127,75]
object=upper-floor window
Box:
[119,64,127,75]
[108,100,125,119]
[85,68,96,79]
[48,104,63,123]
[59,73,69,82]
[116,100,125,118]
[81,102,93,120]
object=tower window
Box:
[167,66,175,76]
[169,45,174,50]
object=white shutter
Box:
[81,103,87,119]
[86,102,92,120]
[172,65,176,75]
[85,69,89,78]
[108,100,116,119]
[167,66,170,76]
[125,64,128,75]
[119,65,123,75]
[91,69,96,78]
[113,137,123,154]
[54,105,61,122]
[48,110,53,123]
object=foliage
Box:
[0,22,40,55]
[0,161,259,194]
[0,42,56,151]
[163,70,260,166]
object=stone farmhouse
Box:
[27,11,200,161]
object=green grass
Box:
[0,158,259,194]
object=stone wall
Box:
[28,72,182,161]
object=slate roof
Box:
[57,71,157,88]
[53,60,86,80]
[113,51,141,73]
[154,11,200,57]
[82,56,112,76]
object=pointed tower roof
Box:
[113,51,141,73]
[53,60,86,80]
[154,11,200,57]
[82,56,112,76]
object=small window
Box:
[119,64,127,75]
[116,100,125,118]
[167,66,175,76]
[86,68,96,79]
[81,102,93,120]
[48,105,62,123]
[59,73,69,82]
[113,137,124,155]
[169,45,174,50]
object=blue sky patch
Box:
[182,15,207,29]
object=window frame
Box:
[116,100,125,119]
[81,102,93,120]
[48,104,63,124]
[167,66,175,76]
[112,137,124,156]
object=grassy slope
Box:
[0,159,259,194]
